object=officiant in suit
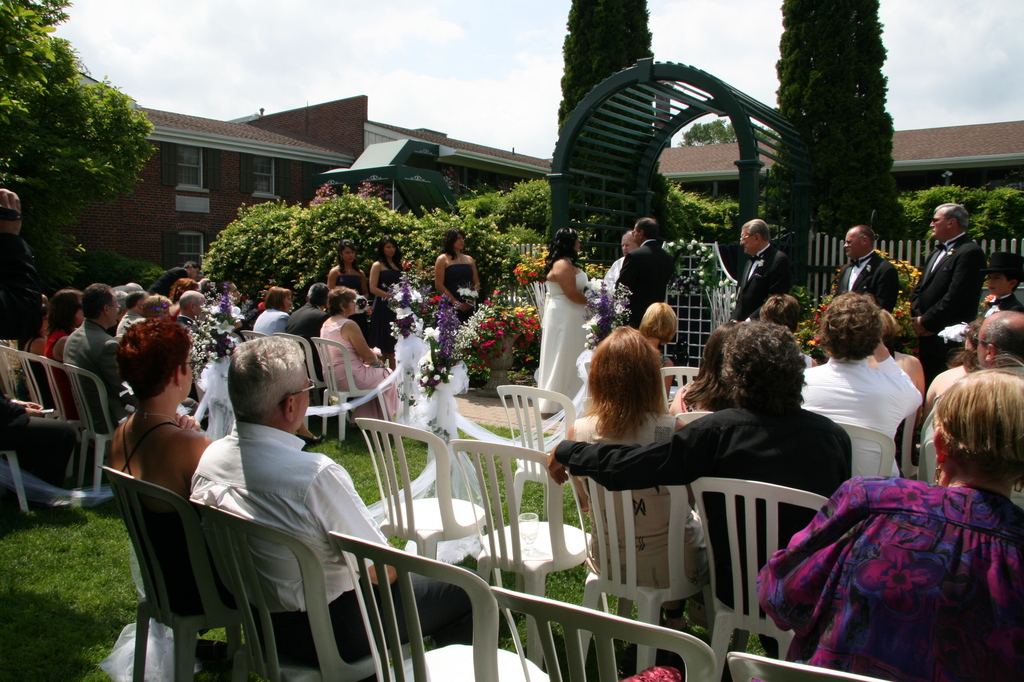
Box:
[731,219,791,321]
[910,203,986,386]
[833,225,898,312]
[618,217,675,329]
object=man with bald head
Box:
[834,225,899,312]
[176,290,205,333]
[977,310,1024,369]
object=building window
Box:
[177,145,203,188]
[253,155,274,194]
[179,231,204,265]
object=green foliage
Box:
[680,119,737,147]
[659,184,740,244]
[897,185,1024,242]
[71,251,163,291]
[558,0,653,127]
[777,0,900,237]
[0,37,153,288]
[456,179,551,238]
[0,0,67,122]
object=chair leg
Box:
[133,607,150,682]
[76,435,90,488]
[230,645,250,682]
[635,596,662,672]
[4,451,29,513]
[523,572,548,667]
[173,624,199,682]
[92,437,107,492]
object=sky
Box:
[54,0,1024,160]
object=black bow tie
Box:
[752,254,766,265]
[851,255,871,267]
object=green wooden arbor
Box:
[549,58,812,280]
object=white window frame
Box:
[178,231,204,266]
[252,155,275,195]
[176,145,203,189]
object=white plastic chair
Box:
[356,418,484,559]
[494,586,717,682]
[582,482,705,671]
[103,467,241,682]
[195,504,376,682]
[312,336,388,440]
[64,363,117,491]
[0,343,19,398]
[728,651,890,681]
[238,330,266,342]
[660,366,699,412]
[331,532,545,682]
[690,477,829,682]
[274,332,326,405]
[13,349,52,414]
[450,438,587,665]
[498,385,576,512]
[835,422,897,478]
[33,354,85,481]
[2,450,29,512]
[676,410,712,426]
[897,408,919,480]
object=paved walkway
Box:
[454,389,508,428]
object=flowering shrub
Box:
[583,280,631,350]
[514,253,547,285]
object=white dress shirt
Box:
[802,357,922,478]
[604,257,625,286]
[191,422,387,612]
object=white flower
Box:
[457,287,478,299]
[395,307,413,319]
[433,374,441,381]
[423,327,440,341]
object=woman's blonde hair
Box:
[588,326,665,439]
[264,286,292,312]
[934,368,1024,488]
[639,302,677,344]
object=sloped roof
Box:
[368,120,551,171]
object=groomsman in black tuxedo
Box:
[980,252,1024,315]
[618,216,675,329]
[731,219,791,321]
[910,203,986,386]
[833,225,899,312]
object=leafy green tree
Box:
[0,0,67,122]
[0,37,153,287]
[777,0,901,238]
[558,0,653,127]
[679,119,737,146]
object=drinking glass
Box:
[518,512,540,558]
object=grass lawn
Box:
[0,421,762,681]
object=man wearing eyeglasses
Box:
[834,225,898,312]
[191,336,472,666]
[731,219,791,322]
[976,311,1024,369]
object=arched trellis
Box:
[549,58,811,281]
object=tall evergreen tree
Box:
[777,0,901,237]
[558,0,652,128]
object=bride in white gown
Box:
[536,228,589,412]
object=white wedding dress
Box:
[536,268,588,412]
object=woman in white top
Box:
[536,228,588,412]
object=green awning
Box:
[314,164,456,216]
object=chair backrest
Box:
[585,481,697,603]
[275,332,325,389]
[675,410,712,426]
[102,467,237,625]
[356,418,471,542]
[835,422,896,478]
[689,477,828,638]
[32,354,80,423]
[450,439,581,574]
[493,586,717,682]
[193,504,374,682]
[238,330,266,342]
[13,349,49,409]
[331,532,501,682]
[311,336,366,399]
[660,366,699,411]
[727,652,888,681]
[64,362,116,435]
[498,385,576,451]
[0,343,19,399]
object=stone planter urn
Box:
[477,338,516,398]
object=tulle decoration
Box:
[193,356,233,441]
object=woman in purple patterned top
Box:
[759,368,1024,681]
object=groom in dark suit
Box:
[833,225,899,312]
[910,203,986,386]
[731,219,791,321]
[618,217,675,328]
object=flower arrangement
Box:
[513,252,547,285]
[418,298,461,397]
[455,294,541,372]
[387,272,431,339]
[664,239,732,304]
[189,285,247,372]
[583,280,631,350]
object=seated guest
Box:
[191,337,472,665]
[924,316,982,417]
[176,290,205,333]
[759,367,1024,681]
[0,393,76,490]
[802,293,921,477]
[106,320,218,616]
[43,288,83,419]
[550,322,851,609]
[116,290,147,336]
[285,283,330,382]
[569,327,707,609]
[141,294,172,321]
[64,283,139,426]
[252,286,292,335]
[168,277,198,319]
[320,287,398,422]
[976,310,1024,369]
[872,308,926,399]
[761,293,816,367]
[638,302,677,395]
[669,322,740,415]
[18,296,51,406]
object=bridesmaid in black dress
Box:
[433,228,481,323]
[326,239,370,340]
[368,235,403,369]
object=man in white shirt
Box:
[191,336,471,665]
[802,293,921,478]
[603,230,637,287]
